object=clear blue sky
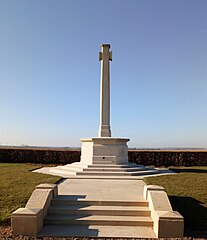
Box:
[0,0,207,148]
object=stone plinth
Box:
[80,138,129,165]
[12,208,43,236]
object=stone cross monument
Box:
[98,44,112,137]
[80,44,129,165]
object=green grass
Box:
[0,163,61,225]
[144,166,207,231]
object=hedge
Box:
[0,148,207,166]
[128,150,207,166]
[0,148,80,164]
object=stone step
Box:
[49,166,155,177]
[48,205,150,216]
[51,164,142,172]
[64,163,88,168]
[76,169,159,176]
[51,197,148,207]
[52,166,78,172]
[50,168,77,176]
[92,161,114,164]
[44,214,153,227]
[38,224,156,238]
[87,163,138,168]
[60,166,84,171]
[66,175,145,180]
[82,167,151,172]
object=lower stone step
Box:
[51,197,148,207]
[76,169,159,176]
[88,163,138,168]
[50,168,77,176]
[64,175,147,180]
[92,161,114,164]
[38,224,156,238]
[44,215,153,227]
[82,167,148,172]
[48,205,150,216]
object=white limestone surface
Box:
[98,44,112,137]
[38,179,156,238]
[80,137,129,164]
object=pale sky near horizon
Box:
[0,0,207,148]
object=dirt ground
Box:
[0,225,206,240]
[0,225,12,237]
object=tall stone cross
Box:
[98,44,112,137]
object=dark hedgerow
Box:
[128,150,207,166]
[0,148,81,164]
[0,148,207,166]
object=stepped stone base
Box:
[33,136,176,179]
[34,161,176,179]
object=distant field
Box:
[0,146,80,151]
[131,149,207,152]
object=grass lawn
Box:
[144,166,207,232]
[0,163,61,225]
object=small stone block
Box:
[146,185,165,191]
[158,210,184,220]
[157,211,184,238]
[25,189,53,218]
[36,183,58,197]
[12,208,43,236]
[143,185,165,200]
[12,208,42,216]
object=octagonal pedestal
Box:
[80,137,130,165]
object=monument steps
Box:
[93,161,114,164]
[49,166,145,175]
[83,166,148,171]
[50,167,81,173]
[47,162,161,178]
[63,165,88,170]
[50,168,77,176]
[87,163,137,168]
[63,175,146,180]
[44,195,153,228]
[38,224,156,238]
[52,166,79,172]
[47,205,151,216]
[44,214,153,226]
[51,197,148,207]
[76,169,159,176]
